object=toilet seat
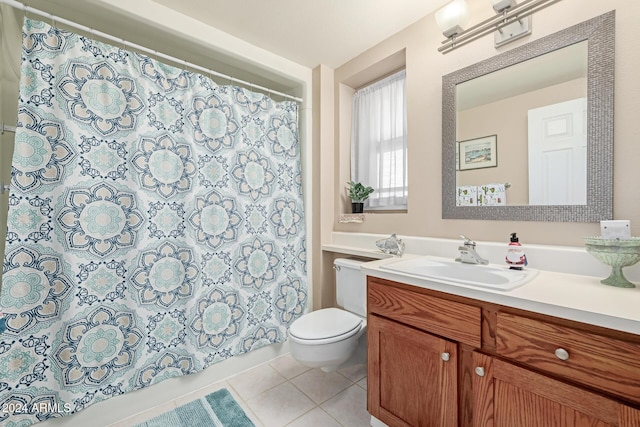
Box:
[289,307,363,345]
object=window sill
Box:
[364,209,408,214]
[338,210,408,223]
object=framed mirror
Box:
[442,11,614,222]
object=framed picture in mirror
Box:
[458,135,497,171]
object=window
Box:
[351,69,407,211]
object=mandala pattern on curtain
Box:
[0,18,306,426]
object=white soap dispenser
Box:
[505,232,527,270]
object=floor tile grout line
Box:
[288,372,358,407]
[336,371,367,384]
[267,360,313,382]
[227,363,290,402]
[289,370,366,412]
[283,405,346,427]
[243,368,365,426]
[319,404,349,427]
[234,376,316,426]
[288,378,328,405]
[224,383,266,427]
[112,354,369,427]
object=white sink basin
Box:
[380,256,538,291]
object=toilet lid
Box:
[289,308,363,341]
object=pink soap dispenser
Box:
[506,232,528,270]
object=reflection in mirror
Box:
[442,11,614,222]
[456,42,587,206]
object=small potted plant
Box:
[347,181,374,213]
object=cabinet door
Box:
[473,352,640,427]
[368,314,458,427]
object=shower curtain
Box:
[0,18,306,426]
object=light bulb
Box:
[436,0,470,38]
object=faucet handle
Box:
[460,235,475,246]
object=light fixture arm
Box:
[439,0,562,53]
[496,9,509,33]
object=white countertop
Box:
[361,254,640,336]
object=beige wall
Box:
[327,0,640,248]
[312,64,339,310]
[0,5,22,261]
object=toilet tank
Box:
[334,258,368,318]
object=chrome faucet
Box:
[455,235,489,265]
[376,233,405,256]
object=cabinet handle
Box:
[474,367,485,377]
[554,348,570,361]
[441,352,450,362]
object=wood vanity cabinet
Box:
[367,278,481,426]
[366,277,640,427]
[368,315,458,427]
[472,352,640,427]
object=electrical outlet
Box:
[600,220,631,240]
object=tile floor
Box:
[114,353,371,427]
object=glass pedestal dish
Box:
[584,237,640,288]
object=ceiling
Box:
[151,0,451,69]
[7,0,449,96]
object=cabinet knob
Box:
[474,367,485,377]
[441,352,450,362]
[554,348,570,361]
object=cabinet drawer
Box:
[496,312,640,404]
[368,279,481,347]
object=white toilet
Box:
[288,258,367,372]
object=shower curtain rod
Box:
[0,0,303,103]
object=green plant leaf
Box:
[347,181,374,201]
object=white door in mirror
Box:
[528,98,587,205]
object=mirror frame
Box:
[442,11,614,222]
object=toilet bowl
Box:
[289,307,367,372]
[288,258,368,372]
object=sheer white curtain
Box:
[351,69,407,210]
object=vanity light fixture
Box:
[436,0,562,54]
[490,0,532,48]
[435,0,470,38]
